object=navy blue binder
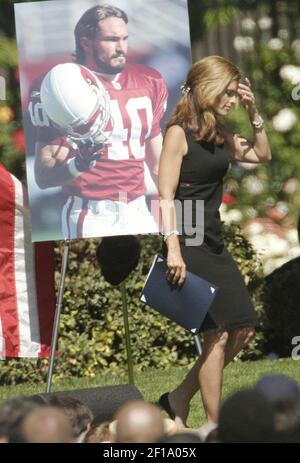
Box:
[140,255,219,333]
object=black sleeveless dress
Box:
[163,132,258,333]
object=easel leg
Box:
[194,334,202,356]
[120,281,134,385]
[45,241,69,393]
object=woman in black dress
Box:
[158,56,271,427]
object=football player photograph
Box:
[158,56,272,427]
[15,1,191,241]
[33,4,167,239]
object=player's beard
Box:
[93,46,127,74]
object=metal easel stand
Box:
[45,241,70,393]
[194,333,203,356]
[120,281,135,385]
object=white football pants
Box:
[62,195,158,239]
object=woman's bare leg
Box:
[198,331,229,423]
[167,330,229,426]
[224,326,255,366]
[166,326,255,426]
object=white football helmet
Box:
[40,63,111,146]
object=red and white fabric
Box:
[0,163,56,358]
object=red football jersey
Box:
[29,63,168,201]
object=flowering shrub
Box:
[216,6,300,279]
[224,16,300,224]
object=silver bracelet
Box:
[163,230,180,241]
[251,114,264,129]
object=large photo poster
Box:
[15,0,191,242]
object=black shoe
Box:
[158,392,175,420]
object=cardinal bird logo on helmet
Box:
[40,63,112,148]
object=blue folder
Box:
[140,255,219,334]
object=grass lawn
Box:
[0,358,299,428]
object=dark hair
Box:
[218,389,275,443]
[74,4,128,64]
[49,396,93,438]
[159,432,202,444]
[271,398,300,443]
[0,396,42,443]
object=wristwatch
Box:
[251,114,264,129]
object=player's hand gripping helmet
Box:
[40,63,111,147]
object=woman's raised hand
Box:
[238,77,257,116]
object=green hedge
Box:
[0,225,269,385]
